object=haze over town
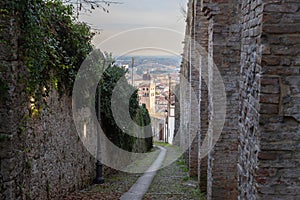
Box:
[79,0,188,56]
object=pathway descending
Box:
[64,144,204,200]
[120,146,166,200]
[143,144,204,200]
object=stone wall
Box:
[0,12,96,200]
[178,0,300,199]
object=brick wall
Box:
[189,0,201,178]
[239,0,300,199]
[205,1,241,199]
[238,0,263,199]
[179,0,241,198]
[180,0,193,167]
[178,0,300,199]
[180,0,202,180]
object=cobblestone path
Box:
[64,144,204,200]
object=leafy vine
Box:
[3,0,94,100]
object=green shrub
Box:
[99,64,153,152]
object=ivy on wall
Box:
[2,0,93,98]
[1,0,153,151]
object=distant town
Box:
[116,56,181,143]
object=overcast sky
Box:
[79,0,188,56]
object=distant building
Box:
[149,83,156,114]
[136,70,177,144]
[142,70,151,81]
[167,105,175,144]
[138,84,150,110]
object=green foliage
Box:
[192,188,206,200]
[25,192,31,200]
[154,141,171,147]
[99,64,153,152]
[0,134,13,142]
[3,0,93,99]
[133,105,152,152]
[140,104,153,151]
[177,156,189,172]
[25,160,32,170]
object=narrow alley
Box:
[1,1,299,199]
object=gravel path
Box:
[120,146,167,200]
[63,171,140,200]
[64,144,205,200]
[64,147,160,200]
[143,144,205,200]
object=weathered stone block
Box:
[262,55,281,65]
[259,94,279,104]
[262,13,282,24]
[282,13,300,23]
[261,77,279,85]
[272,44,300,56]
[263,24,300,34]
[256,167,278,177]
[294,57,300,65]
[261,66,299,76]
[264,3,299,13]
[261,84,280,94]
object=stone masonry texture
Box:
[178,0,300,199]
[0,10,96,200]
[0,7,151,199]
